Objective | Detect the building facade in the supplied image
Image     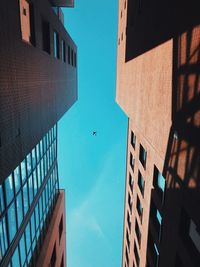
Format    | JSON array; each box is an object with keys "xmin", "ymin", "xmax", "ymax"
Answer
[
  {"xmin": 0, "ymin": 0, "xmax": 77, "ymax": 182},
  {"xmin": 0, "ymin": 0, "xmax": 77, "ymax": 266},
  {"xmin": 117, "ymin": 1, "xmax": 200, "ymax": 267}
]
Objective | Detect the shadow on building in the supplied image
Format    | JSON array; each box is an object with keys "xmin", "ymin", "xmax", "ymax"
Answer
[{"xmin": 147, "ymin": 24, "xmax": 200, "ymax": 267}]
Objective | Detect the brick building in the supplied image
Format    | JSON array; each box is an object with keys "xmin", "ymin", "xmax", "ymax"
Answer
[{"xmin": 116, "ymin": 0, "xmax": 200, "ymax": 266}]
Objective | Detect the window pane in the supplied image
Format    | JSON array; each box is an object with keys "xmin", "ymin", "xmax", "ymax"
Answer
[
  {"xmin": 25, "ymin": 223, "xmax": 31, "ymax": 254},
  {"xmin": 19, "ymin": 234, "xmax": 26, "ymax": 266},
  {"xmin": 12, "ymin": 246, "xmax": 20, "ymax": 267},
  {"xmin": 27, "ymin": 153, "xmax": 32, "ymax": 176},
  {"xmin": 32, "ymin": 148, "xmax": 36, "ymax": 170},
  {"xmin": 0, "ymin": 185, "xmax": 5, "ymax": 214},
  {"xmin": 16, "ymin": 192, "xmax": 23, "ymax": 227},
  {"xmin": 21, "ymin": 159, "xmax": 27, "ymax": 184},
  {"xmin": 5, "ymin": 174, "xmax": 14, "ymax": 206},
  {"xmin": 28, "ymin": 176, "xmax": 33, "ymax": 205},
  {"xmin": 7, "ymin": 202, "xmax": 17, "ymax": 242},
  {"xmin": 23, "ymin": 182, "xmax": 29, "ymax": 216},
  {"xmin": 0, "ymin": 217, "xmax": 8, "ymax": 258},
  {"xmin": 14, "ymin": 166, "xmax": 21, "ymax": 193},
  {"xmin": 33, "ymin": 170, "xmax": 37, "ymax": 196}
]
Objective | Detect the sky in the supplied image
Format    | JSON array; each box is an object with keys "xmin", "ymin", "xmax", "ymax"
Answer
[{"xmin": 58, "ymin": 1, "xmax": 128, "ymax": 267}]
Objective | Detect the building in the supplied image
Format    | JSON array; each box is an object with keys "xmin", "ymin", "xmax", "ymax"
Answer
[
  {"xmin": 116, "ymin": 1, "xmax": 200, "ymax": 267},
  {"xmin": 0, "ymin": 0, "xmax": 77, "ymax": 266}
]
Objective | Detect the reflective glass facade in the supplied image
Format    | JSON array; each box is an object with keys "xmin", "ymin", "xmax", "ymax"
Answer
[{"xmin": 0, "ymin": 125, "xmax": 59, "ymax": 267}]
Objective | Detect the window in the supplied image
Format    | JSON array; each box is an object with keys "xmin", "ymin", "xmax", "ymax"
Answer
[
  {"xmin": 62, "ymin": 40, "xmax": 66, "ymax": 62},
  {"xmin": 135, "ymin": 219, "xmax": 141, "ymax": 247},
  {"xmin": 128, "ymin": 193, "xmax": 132, "ymax": 213},
  {"xmin": 130, "ymin": 153, "xmax": 135, "ymax": 171},
  {"xmin": 42, "ymin": 20, "xmax": 50, "ymax": 54},
  {"xmin": 68, "ymin": 45, "xmax": 71, "ymax": 64},
  {"xmin": 50, "ymin": 243, "xmax": 56, "ymax": 267},
  {"xmin": 5, "ymin": 174, "xmax": 14, "ymax": 205},
  {"xmin": 136, "ymin": 196, "xmax": 143, "ymax": 222},
  {"xmin": 131, "ymin": 131, "xmax": 136, "ymax": 149},
  {"xmin": 138, "ymin": 171, "xmax": 145, "ymax": 197},
  {"xmin": 53, "ymin": 31, "xmax": 59, "ymax": 59},
  {"xmin": 153, "ymin": 166, "xmax": 165, "ymax": 201},
  {"xmin": 127, "ymin": 211, "xmax": 131, "ymax": 232},
  {"xmin": 134, "ymin": 242, "xmax": 140, "ymax": 267},
  {"xmin": 12, "ymin": 246, "xmax": 20, "ymax": 267},
  {"xmin": 59, "ymin": 215, "xmax": 63, "ymax": 242},
  {"xmin": 129, "ymin": 173, "xmax": 133, "ymax": 193},
  {"xmin": 125, "ymin": 246, "xmax": 129, "ymax": 266},
  {"xmin": 126, "ymin": 230, "xmax": 130, "ymax": 251},
  {"xmin": 60, "ymin": 255, "xmax": 64, "ymax": 267},
  {"xmin": 150, "ymin": 200, "xmax": 162, "ymax": 239},
  {"xmin": 8, "ymin": 202, "xmax": 17, "ymax": 243},
  {"xmin": 139, "ymin": 145, "xmax": 147, "ymax": 168}
]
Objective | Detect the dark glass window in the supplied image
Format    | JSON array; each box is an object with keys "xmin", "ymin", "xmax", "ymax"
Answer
[
  {"xmin": 125, "ymin": 246, "xmax": 129, "ymax": 266},
  {"xmin": 130, "ymin": 153, "xmax": 135, "ymax": 172},
  {"xmin": 128, "ymin": 192, "xmax": 132, "ymax": 213},
  {"xmin": 19, "ymin": 234, "xmax": 26, "ymax": 266},
  {"xmin": 50, "ymin": 243, "xmax": 57, "ymax": 267},
  {"xmin": 127, "ymin": 211, "xmax": 131, "ymax": 232},
  {"xmin": 138, "ymin": 171, "xmax": 145, "ymax": 197},
  {"xmin": 60, "ymin": 255, "xmax": 64, "ymax": 267},
  {"xmin": 131, "ymin": 131, "xmax": 136, "ymax": 149},
  {"xmin": 59, "ymin": 215, "xmax": 63, "ymax": 242},
  {"xmin": 126, "ymin": 229, "xmax": 130, "ymax": 251},
  {"xmin": 136, "ymin": 196, "xmax": 143, "ymax": 222},
  {"xmin": 42, "ymin": 20, "xmax": 51, "ymax": 54},
  {"xmin": 129, "ymin": 173, "xmax": 133, "ymax": 193},
  {"xmin": 139, "ymin": 145, "xmax": 147, "ymax": 169},
  {"xmin": 135, "ymin": 219, "xmax": 141, "ymax": 247}
]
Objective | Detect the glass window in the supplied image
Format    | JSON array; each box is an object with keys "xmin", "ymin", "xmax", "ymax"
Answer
[
  {"xmin": 135, "ymin": 219, "xmax": 141, "ymax": 247},
  {"xmin": 139, "ymin": 144, "xmax": 147, "ymax": 168},
  {"xmin": 130, "ymin": 153, "xmax": 135, "ymax": 171},
  {"xmin": 37, "ymin": 164, "xmax": 41, "ymax": 188},
  {"xmin": 0, "ymin": 217, "xmax": 8, "ymax": 258},
  {"xmin": 40, "ymin": 140, "xmax": 43, "ymax": 157},
  {"xmin": 16, "ymin": 192, "xmax": 23, "ymax": 227},
  {"xmin": 156, "ymin": 210, "xmax": 162, "ymax": 225},
  {"xmin": 23, "ymin": 182, "xmax": 29, "ymax": 216},
  {"xmin": 28, "ymin": 176, "xmax": 33, "ymax": 205},
  {"xmin": 5, "ymin": 174, "xmax": 14, "ymax": 206},
  {"xmin": 131, "ymin": 131, "xmax": 136, "ymax": 149},
  {"xmin": 12, "ymin": 246, "xmax": 20, "ymax": 267},
  {"xmin": 35, "ymin": 204, "xmax": 39, "ymax": 230},
  {"xmin": 36, "ymin": 144, "xmax": 40, "ymax": 162},
  {"xmin": 14, "ymin": 166, "xmax": 21, "ymax": 193},
  {"xmin": 27, "ymin": 153, "xmax": 32, "ymax": 176},
  {"xmin": 0, "ymin": 184, "xmax": 5, "ymax": 214},
  {"xmin": 138, "ymin": 171, "xmax": 145, "ymax": 196},
  {"xmin": 7, "ymin": 202, "xmax": 17, "ymax": 242},
  {"xmin": 129, "ymin": 173, "xmax": 133, "ymax": 193},
  {"xmin": 19, "ymin": 234, "xmax": 26, "ymax": 266},
  {"xmin": 32, "ymin": 148, "xmax": 36, "ymax": 170},
  {"xmin": 62, "ymin": 40, "xmax": 66, "ymax": 62},
  {"xmin": 25, "ymin": 223, "xmax": 31, "ymax": 254},
  {"xmin": 33, "ymin": 170, "xmax": 37, "ymax": 196},
  {"xmin": 137, "ymin": 196, "xmax": 143, "ymax": 222},
  {"xmin": 53, "ymin": 31, "xmax": 59, "ymax": 59},
  {"xmin": 21, "ymin": 159, "xmax": 27, "ymax": 184}
]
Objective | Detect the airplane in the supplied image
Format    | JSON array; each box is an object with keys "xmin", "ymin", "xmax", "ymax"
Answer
[{"xmin": 93, "ymin": 131, "xmax": 97, "ymax": 136}]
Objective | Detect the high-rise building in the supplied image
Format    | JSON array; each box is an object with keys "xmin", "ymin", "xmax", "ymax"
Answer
[
  {"xmin": 0, "ymin": 0, "xmax": 77, "ymax": 266},
  {"xmin": 116, "ymin": 1, "xmax": 200, "ymax": 267}
]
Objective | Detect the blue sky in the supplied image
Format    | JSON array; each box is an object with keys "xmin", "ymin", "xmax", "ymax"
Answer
[{"xmin": 58, "ymin": 1, "xmax": 128, "ymax": 266}]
